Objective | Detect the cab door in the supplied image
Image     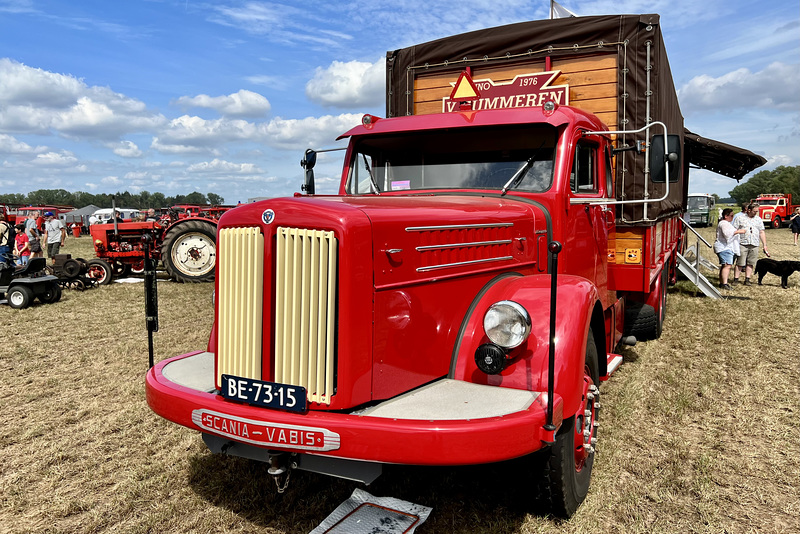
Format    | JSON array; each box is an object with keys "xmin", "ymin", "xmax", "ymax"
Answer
[{"xmin": 563, "ymin": 138, "xmax": 613, "ymax": 309}]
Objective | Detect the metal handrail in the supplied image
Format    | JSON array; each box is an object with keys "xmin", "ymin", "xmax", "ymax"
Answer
[
  {"xmin": 680, "ymin": 217, "xmax": 712, "ymax": 248},
  {"xmin": 680, "ymin": 217, "xmax": 714, "ymax": 288}
]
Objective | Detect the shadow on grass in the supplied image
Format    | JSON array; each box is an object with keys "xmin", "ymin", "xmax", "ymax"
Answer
[{"xmin": 187, "ymin": 450, "xmax": 557, "ymax": 532}]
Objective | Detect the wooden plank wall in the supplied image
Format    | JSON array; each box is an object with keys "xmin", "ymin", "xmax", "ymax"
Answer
[{"xmin": 412, "ymin": 54, "xmax": 618, "ymax": 130}]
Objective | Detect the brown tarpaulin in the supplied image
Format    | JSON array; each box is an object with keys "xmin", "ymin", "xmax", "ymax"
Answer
[
  {"xmin": 684, "ymin": 129, "xmax": 766, "ymax": 180},
  {"xmin": 386, "ymin": 14, "xmax": 764, "ymax": 221}
]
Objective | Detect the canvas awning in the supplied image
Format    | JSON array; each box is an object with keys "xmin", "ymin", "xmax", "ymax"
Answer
[{"xmin": 684, "ymin": 129, "xmax": 766, "ymax": 180}]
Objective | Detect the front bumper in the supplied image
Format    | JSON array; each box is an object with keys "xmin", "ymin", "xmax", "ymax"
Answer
[{"xmin": 146, "ymin": 351, "xmax": 562, "ymax": 466}]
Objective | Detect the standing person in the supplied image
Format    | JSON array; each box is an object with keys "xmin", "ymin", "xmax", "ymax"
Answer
[
  {"xmin": 24, "ymin": 215, "xmax": 42, "ymax": 258},
  {"xmin": 734, "ymin": 203, "xmax": 769, "ymax": 285},
  {"xmin": 0, "ymin": 213, "xmax": 13, "ymax": 265},
  {"xmin": 713, "ymin": 209, "xmax": 746, "ymax": 290},
  {"xmin": 14, "ymin": 224, "xmax": 30, "ymax": 265},
  {"xmin": 731, "ymin": 204, "xmax": 747, "ymax": 283},
  {"xmin": 42, "ymin": 211, "xmax": 66, "ymax": 263},
  {"xmin": 790, "ymin": 206, "xmax": 800, "ymax": 246}
]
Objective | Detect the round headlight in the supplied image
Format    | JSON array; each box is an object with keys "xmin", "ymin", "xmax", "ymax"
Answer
[{"xmin": 483, "ymin": 300, "xmax": 531, "ymax": 349}]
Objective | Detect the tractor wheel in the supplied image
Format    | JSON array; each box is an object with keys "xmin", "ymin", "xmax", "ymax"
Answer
[
  {"xmin": 772, "ymin": 216, "xmax": 781, "ymax": 229},
  {"xmin": 8, "ymin": 285, "xmax": 34, "ymax": 309},
  {"xmin": 39, "ymin": 282, "xmax": 62, "ymax": 303},
  {"xmin": 111, "ymin": 261, "xmax": 131, "ymax": 277},
  {"xmin": 161, "ymin": 220, "xmax": 217, "ymax": 283},
  {"xmin": 130, "ymin": 260, "xmax": 145, "ymax": 275},
  {"xmin": 539, "ymin": 328, "xmax": 600, "ymax": 518},
  {"xmin": 86, "ymin": 259, "xmax": 113, "ymax": 285}
]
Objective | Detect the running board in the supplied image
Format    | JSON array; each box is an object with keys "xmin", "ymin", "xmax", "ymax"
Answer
[
  {"xmin": 602, "ymin": 353, "xmax": 623, "ymax": 381},
  {"xmin": 676, "ymin": 252, "xmax": 722, "ymax": 299}
]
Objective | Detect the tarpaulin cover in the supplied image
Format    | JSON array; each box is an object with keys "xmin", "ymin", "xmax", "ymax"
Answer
[
  {"xmin": 684, "ymin": 129, "xmax": 767, "ymax": 181},
  {"xmin": 386, "ymin": 14, "xmax": 765, "ymax": 222}
]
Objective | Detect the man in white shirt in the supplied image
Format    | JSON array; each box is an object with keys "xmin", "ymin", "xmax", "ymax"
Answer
[{"xmin": 42, "ymin": 211, "xmax": 66, "ymax": 263}]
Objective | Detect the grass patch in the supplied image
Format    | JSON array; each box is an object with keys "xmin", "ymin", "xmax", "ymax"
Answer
[{"xmin": 1, "ymin": 231, "xmax": 798, "ymax": 533}]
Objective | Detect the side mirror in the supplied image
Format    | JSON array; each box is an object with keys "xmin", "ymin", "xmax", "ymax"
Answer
[
  {"xmin": 650, "ymin": 134, "xmax": 681, "ymax": 183},
  {"xmin": 301, "ymin": 149, "xmax": 317, "ymax": 195}
]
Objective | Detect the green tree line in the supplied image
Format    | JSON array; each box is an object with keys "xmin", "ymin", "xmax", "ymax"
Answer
[
  {"xmin": 729, "ymin": 165, "xmax": 800, "ymax": 206},
  {"xmin": 0, "ymin": 190, "xmax": 225, "ymax": 209}
]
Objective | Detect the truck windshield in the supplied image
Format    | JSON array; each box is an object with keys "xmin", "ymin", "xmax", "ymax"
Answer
[
  {"xmin": 347, "ymin": 124, "xmax": 556, "ymax": 194},
  {"xmin": 757, "ymin": 199, "xmax": 778, "ymax": 206},
  {"xmin": 688, "ymin": 197, "xmax": 710, "ymax": 209}
]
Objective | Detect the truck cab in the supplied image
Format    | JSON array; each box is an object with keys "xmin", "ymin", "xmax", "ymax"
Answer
[{"xmin": 687, "ymin": 193, "xmax": 716, "ymax": 227}]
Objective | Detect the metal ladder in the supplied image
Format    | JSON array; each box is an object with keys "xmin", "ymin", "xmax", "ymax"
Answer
[{"xmin": 678, "ymin": 219, "xmax": 722, "ymax": 299}]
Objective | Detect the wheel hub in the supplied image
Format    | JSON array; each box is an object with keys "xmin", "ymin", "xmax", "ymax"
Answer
[{"xmin": 574, "ymin": 380, "xmax": 599, "ymax": 470}]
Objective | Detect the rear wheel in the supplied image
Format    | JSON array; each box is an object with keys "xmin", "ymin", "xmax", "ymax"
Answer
[
  {"xmin": 86, "ymin": 259, "xmax": 113, "ymax": 285},
  {"xmin": 161, "ymin": 220, "xmax": 217, "ymax": 283},
  {"xmin": 39, "ymin": 282, "xmax": 62, "ymax": 303},
  {"xmin": 8, "ymin": 285, "xmax": 34, "ymax": 309},
  {"xmin": 541, "ymin": 328, "xmax": 600, "ymax": 518}
]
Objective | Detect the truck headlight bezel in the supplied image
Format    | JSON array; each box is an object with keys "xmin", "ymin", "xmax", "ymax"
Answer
[{"xmin": 483, "ymin": 300, "xmax": 531, "ymax": 349}]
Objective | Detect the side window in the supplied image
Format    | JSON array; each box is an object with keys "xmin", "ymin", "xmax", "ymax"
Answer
[
  {"xmin": 605, "ymin": 146, "xmax": 614, "ymax": 197},
  {"xmin": 571, "ymin": 143, "xmax": 597, "ymax": 194}
]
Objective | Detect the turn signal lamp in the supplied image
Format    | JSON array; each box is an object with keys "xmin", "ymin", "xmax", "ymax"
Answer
[
  {"xmin": 483, "ymin": 300, "xmax": 531, "ymax": 349},
  {"xmin": 542, "ymin": 100, "xmax": 558, "ymax": 117}
]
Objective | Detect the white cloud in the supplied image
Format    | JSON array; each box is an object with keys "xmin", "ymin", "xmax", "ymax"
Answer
[
  {"xmin": 187, "ymin": 158, "xmax": 261, "ymax": 174},
  {"xmin": 0, "ymin": 133, "xmax": 46, "ymax": 154},
  {"xmin": 306, "ymin": 59, "xmax": 385, "ymax": 109},
  {"xmin": 174, "ymin": 89, "xmax": 271, "ymax": 118},
  {"xmin": 0, "ymin": 58, "xmax": 166, "ymax": 139},
  {"xmin": 101, "ymin": 176, "xmax": 122, "ymax": 185},
  {"xmin": 110, "ymin": 140, "xmax": 142, "ymax": 158},
  {"xmin": 33, "ymin": 151, "xmax": 77, "ymax": 166},
  {"xmin": 678, "ymin": 62, "xmax": 800, "ymax": 114},
  {"xmin": 260, "ymin": 113, "xmax": 362, "ymax": 150}
]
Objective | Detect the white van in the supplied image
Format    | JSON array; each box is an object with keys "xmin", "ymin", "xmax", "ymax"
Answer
[{"xmin": 89, "ymin": 208, "xmax": 141, "ymax": 224}]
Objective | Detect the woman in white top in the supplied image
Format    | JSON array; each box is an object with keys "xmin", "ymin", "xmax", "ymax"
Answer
[{"xmin": 713, "ymin": 208, "xmax": 746, "ymax": 290}]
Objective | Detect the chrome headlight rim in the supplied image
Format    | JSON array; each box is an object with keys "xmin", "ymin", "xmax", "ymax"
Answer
[{"xmin": 483, "ymin": 300, "xmax": 532, "ymax": 349}]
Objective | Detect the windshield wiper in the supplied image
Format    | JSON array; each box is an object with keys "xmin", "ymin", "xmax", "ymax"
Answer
[
  {"xmin": 500, "ymin": 142, "xmax": 545, "ymax": 196},
  {"xmin": 361, "ymin": 154, "xmax": 381, "ymax": 194}
]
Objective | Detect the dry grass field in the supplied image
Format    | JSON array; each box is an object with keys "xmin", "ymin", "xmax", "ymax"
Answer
[{"xmin": 1, "ymin": 229, "xmax": 798, "ymax": 534}]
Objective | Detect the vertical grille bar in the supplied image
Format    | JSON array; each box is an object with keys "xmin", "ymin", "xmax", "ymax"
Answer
[
  {"xmin": 274, "ymin": 227, "xmax": 337, "ymax": 405},
  {"xmin": 217, "ymin": 227, "xmax": 264, "ymax": 385}
]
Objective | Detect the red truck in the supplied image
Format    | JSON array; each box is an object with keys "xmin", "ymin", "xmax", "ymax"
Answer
[
  {"xmin": 146, "ymin": 15, "xmax": 765, "ymax": 516},
  {"xmin": 755, "ymin": 194, "xmax": 799, "ymax": 228}
]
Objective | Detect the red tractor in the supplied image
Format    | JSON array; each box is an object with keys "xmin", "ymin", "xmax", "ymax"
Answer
[{"xmin": 87, "ymin": 206, "xmax": 232, "ymax": 284}]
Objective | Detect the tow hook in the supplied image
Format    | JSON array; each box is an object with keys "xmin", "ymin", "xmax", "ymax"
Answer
[{"xmin": 268, "ymin": 452, "xmax": 292, "ymax": 493}]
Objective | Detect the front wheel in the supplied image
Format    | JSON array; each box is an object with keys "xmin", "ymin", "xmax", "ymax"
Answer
[
  {"xmin": 8, "ymin": 285, "xmax": 34, "ymax": 309},
  {"xmin": 540, "ymin": 328, "xmax": 600, "ymax": 518},
  {"xmin": 772, "ymin": 216, "xmax": 781, "ymax": 229},
  {"xmin": 86, "ymin": 259, "xmax": 113, "ymax": 285},
  {"xmin": 161, "ymin": 221, "xmax": 217, "ymax": 283}
]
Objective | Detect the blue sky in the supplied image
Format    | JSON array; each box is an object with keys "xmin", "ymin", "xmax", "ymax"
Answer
[{"xmin": 0, "ymin": 0, "xmax": 797, "ymax": 203}]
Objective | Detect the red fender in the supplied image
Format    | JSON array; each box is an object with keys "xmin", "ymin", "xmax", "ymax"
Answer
[{"xmin": 451, "ymin": 274, "xmax": 598, "ymax": 420}]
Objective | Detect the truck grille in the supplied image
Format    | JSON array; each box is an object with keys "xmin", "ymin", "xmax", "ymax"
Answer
[
  {"xmin": 216, "ymin": 227, "xmax": 265, "ymax": 385},
  {"xmin": 274, "ymin": 227, "xmax": 338, "ymax": 405}
]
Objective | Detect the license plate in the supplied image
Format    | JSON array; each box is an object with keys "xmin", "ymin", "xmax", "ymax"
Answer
[{"xmin": 220, "ymin": 374, "xmax": 307, "ymax": 413}]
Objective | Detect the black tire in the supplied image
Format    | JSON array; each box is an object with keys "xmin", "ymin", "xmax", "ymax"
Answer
[
  {"xmin": 39, "ymin": 282, "xmax": 62, "ymax": 303},
  {"xmin": 654, "ymin": 267, "xmax": 668, "ymax": 339},
  {"xmin": 623, "ymin": 301, "xmax": 658, "ymax": 341},
  {"xmin": 7, "ymin": 285, "xmax": 34, "ymax": 309},
  {"xmin": 541, "ymin": 328, "xmax": 600, "ymax": 518},
  {"xmin": 161, "ymin": 220, "xmax": 217, "ymax": 283},
  {"xmin": 86, "ymin": 258, "xmax": 113, "ymax": 285},
  {"xmin": 772, "ymin": 217, "xmax": 781, "ymax": 229}
]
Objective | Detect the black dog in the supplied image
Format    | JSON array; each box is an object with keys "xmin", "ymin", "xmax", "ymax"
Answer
[{"xmin": 755, "ymin": 258, "xmax": 800, "ymax": 289}]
